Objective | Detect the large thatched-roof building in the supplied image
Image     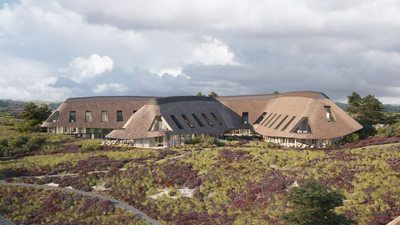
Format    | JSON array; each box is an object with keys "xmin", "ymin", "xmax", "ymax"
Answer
[{"xmin": 41, "ymin": 91, "xmax": 362, "ymax": 148}]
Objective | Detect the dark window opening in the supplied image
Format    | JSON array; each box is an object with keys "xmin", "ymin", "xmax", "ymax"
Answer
[
  {"xmin": 264, "ymin": 114, "xmax": 277, "ymax": 127},
  {"xmin": 133, "ymin": 110, "xmax": 137, "ymax": 114},
  {"xmin": 192, "ymin": 114, "xmax": 204, "ymax": 127},
  {"xmin": 171, "ymin": 115, "xmax": 184, "ymax": 129},
  {"xmin": 182, "ymin": 114, "xmax": 194, "ymax": 128},
  {"xmin": 69, "ymin": 111, "xmax": 76, "ymax": 122},
  {"xmin": 254, "ymin": 112, "xmax": 267, "ymax": 124},
  {"xmin": 211, "ymin": 113, "xmax": 222, "ymax": 125},
  {"xmin": 202, "ymin": 113, "xmax": 213, "ymax": 126},
  {"xmin": 274, "ymin": 115, "xmax": 288, "ymax": 129},
  {"xmin": 294, "ymin": 118, "xmax": 312, "ymax": 133},
  {"xmin": 281, "ymin": 116, "xmax": 296, "ymax": 131},
  {"xmin": 241, "ymin": 112, "xmax": 249, "ymax": 124},
  {"xmin": 117, "ymin": 111, "xmax": 123, "ymax": 121},
  {"xmin": 268, "ymin": 114, "xmax": 281, "ymax": 128},
  {"xmin": 261, "ymin": 113, "xmax": 273, "ymax": 126}
]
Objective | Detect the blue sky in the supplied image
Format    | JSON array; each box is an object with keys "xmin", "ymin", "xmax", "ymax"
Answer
[{"xmin": 1, "ymin": 0, "xmax": 400, "ymax": 103}]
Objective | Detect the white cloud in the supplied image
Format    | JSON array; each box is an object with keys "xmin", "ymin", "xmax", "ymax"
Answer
[
  {"xmin": 157, "ymin": 66, "xmax": 184, "ymax": 77},
  {"xmin": 93, "ymin": 83, "xmax": 127, "ymax": 94},
  {"xmin": 193, "ymin": 36, "xmax": 238, "ymax": 66},
  {"xmin": 66, "ymin": 54, "xmax": 113, "ymax": 82}
]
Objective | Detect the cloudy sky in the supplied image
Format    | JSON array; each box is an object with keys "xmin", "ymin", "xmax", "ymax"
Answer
[{"xmin": 0, "ymin": 0, "xmax": 400, "ymax": 103}]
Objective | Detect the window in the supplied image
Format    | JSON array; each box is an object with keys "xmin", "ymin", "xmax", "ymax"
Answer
[
  {"xmin": 264, "ymin": 114, "xmax": 277, "ymax": 127},
  {"xmin": 101, "ymin": 111, "xmax": 108, "ymax": 122},
  {"xmin": 281, "ymin": 116, "xmax": 296, "ymax": 131},
  {"xmin": 274, "ymin": 115, "xmax": 288, "ymax": 129},
  {"xmin": 211, "ymin": 113, "xmax": 222, "ymax": 125},
  {"xmin": 254, "ymin": 112, "xmax": 267, "ymax": 124},
  {"xmin": 117, "ymin": 111, "xmax": 123, "ymax": 121},
  {"xmin": 170, "ymin": 115, "xmax": 184, "ymax": 129},
  {"xmin": 268, "ymin": 114, "xmax": 281, "ymax": 128},
  {"xmin": 182, "ymin": 115, "xmax": 194, "ymax": 128},
  {"xmin": 133, "ymin": 110, "xmax": 137, "ymax": 114},
  {"xmin": 241, "ymin": 112, "xmax": 249, "ymax": 124},
  {"xmin": 192, "ymin": 114, "xmax": 204, "ymax": 127},
  {"xmin": 202, "ymin": 113, "xmax": 213, "ymax": 126},
  {"xmin": 69, "ymin": 111, "xmax": 76, "ymax": 122},
  {"xmin": 85, "ymin": 111, "xmax": 92, "ymax": 122},
  {"xmin": 324, "ymin": 106, "xmax": 334, "ymax": 122}
]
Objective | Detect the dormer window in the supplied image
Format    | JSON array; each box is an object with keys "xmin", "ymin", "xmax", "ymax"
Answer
[
  {"xmin": 324, "ymin": 106, "xmax": 334, "ymax": 122},
  {"xmin": 241, "ymin": 112, "xmax": 249, "ymax": 124}
]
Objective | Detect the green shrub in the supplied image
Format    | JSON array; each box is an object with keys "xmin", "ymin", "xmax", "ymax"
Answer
[
  {"xmin": 16, "ymin": 119, "xmax": 40, "ymax": 133},
  {"xmin": 377, "ymin": 122, "xmax": 400, "ymax": 138},
  {"xmin": 344, "ymin": 133, "xmax": 359, "ymax": 143},
  {"xmin": 80, "ymin": 142, "xmax": 103, "ymax": 152},
  {"xmin": 0, "ymin": 139, "xmax": 8, "ymax": 147},
  {"xmin": 27, "ymin": 135, "xmax": 46, "ymax": 145},
  {"xmin": 202, "ymin": 137, "xmax": 225, "ymax": 147},
  {"xmin": 190, "ymin": 136, "xmax": 204, "ymax": 144},
  {"xmin": 9, "ymin": 135, "xmax": 29, "ymax": 148}
]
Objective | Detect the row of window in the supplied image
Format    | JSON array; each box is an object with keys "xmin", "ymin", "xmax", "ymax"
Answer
[
  {"xmin": 254, "ymin": 111, "xmax": 296, "ymax": 131},
  {"xmin": 170, "ymin": 113, "xmax": 223, "ymax": 130},
  {"xmin": 69, "ymin": 110, "xmax": 136, "ymax": 122}
]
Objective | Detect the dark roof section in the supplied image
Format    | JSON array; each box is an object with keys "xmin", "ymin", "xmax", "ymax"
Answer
[
  {"xmin": 66, "ymin": 96, "xmax": 156, "ymax": 103},
  {"xmin": 148, "ymin": 96, "xmax": 217, "ymax": 105},
  {"xmin": 215, "ymin": 91, "xmax": 329, "ymax": 101}
]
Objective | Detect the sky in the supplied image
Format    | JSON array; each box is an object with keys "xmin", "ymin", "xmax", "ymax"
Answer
[{"xmin": 0, "ymin": 0, "xmax": 400, "ymax": 103}]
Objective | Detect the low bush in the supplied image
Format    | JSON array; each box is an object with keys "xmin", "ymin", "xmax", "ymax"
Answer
[
  {"xmin": 202, "ymin": 137, "xmax": 225, "ymax": 147},
  {"xmin": 8, "ymin": 135, "xmax": 29, "ymax": 148},
  {"xmin": 191, "ymin": 136, "xmax": 203, "ymax": 144},
  {"xmin": 377, "ymin": 122, "xmax": 400, "ymax": 138},
  {"xmin": 27, "ymin": 134, "xmax": 46, "ymax": 145},
  {"xmin": 80, "ymin": 142, "xmax": 103, "ymax": 152}
]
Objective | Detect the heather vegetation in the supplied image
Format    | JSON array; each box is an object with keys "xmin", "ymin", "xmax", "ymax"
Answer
[
  {"xmin": 1, "ymin": 116, "xmax": 400, "ymax": 224},
  {"xmin": 0, "ymin": 185, "xmax": 150, "ymax": 224}
]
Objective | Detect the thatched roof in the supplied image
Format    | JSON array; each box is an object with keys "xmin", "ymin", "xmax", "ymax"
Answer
[
  {"xmin": 42, "ymin": 92, "xmax": 362, "ymax": 140},
  {"xmin": 41, "ymin": 96, "xmax": 153, "ymax": 129},
  {"xmin": 106, "ymin": 96, "xmax": 252, "ymax": 139}
]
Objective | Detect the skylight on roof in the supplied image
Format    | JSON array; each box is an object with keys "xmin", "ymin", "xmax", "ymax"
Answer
[
  {"xmin": 182, "ymin": 114, "xmax": 194, "ymax": 128},
  {"xmin": 264, "ymin": 114, "xmax": 277, "ymax": 127},
  {"xmin": 254, "ymin": 112, "xmax": 267, "ymax": 124},
  {"xmin": 274, "ymin": 115, "xmax": 288, "ymax": 130},
  {"xmin": 261, "ymin": 113, "xmax": 273, "ymax": 126},
  {"xmin": 268, "ymin": 114, "xmax": 281, "ymax": 128},
  {"xmin": 202, "ymin": 113, "xmax": 213, "ymax": 126},
  {"xmin": 281, "ymin": 116, "xmax": 296, "ymax": 131},
  {"xmin": 192, "ymin": 114, "xmax": 204, "ymax": 127},
  {"xmin": 170, "ymin": 115, "xmax": 184, "ymax": 129},
  {"xmin": 211, "ymin": 113, "xmax": 222, "ymax": 125}
]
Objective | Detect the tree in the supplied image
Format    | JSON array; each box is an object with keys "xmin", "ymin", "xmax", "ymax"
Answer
[
  {"xmin": 274, "ymin": 91, "xmax": 279, "ymax": 94},
  {"xmin": 346, "ymin": 92, "xmax": 362, "ymax": 114},
  {"xmin": 358, "ymin": 94, "xmax": 384, "ymax": 123},
  {"xmin": 207, "ymin": 91, "xmax": 219, "ymax": 97},
  {"xmin": 346, "ymin": 92, "xmax": 384, "ymax": 123},
  {"xmin": 20, "ymin": 102, "xmax": 52, "ymax": 126},
  {"xmin": 281, "ymin": 179, "xmax": 356, "ymax": 225},
  {"xmin": 196, "ymin": 91, "xmax": 219, "ymax": 97}
]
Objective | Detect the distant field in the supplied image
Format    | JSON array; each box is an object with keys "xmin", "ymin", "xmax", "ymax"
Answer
[{"xmin": 1, "ymin": 118, "xmax": 400, "ymax": 224}]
